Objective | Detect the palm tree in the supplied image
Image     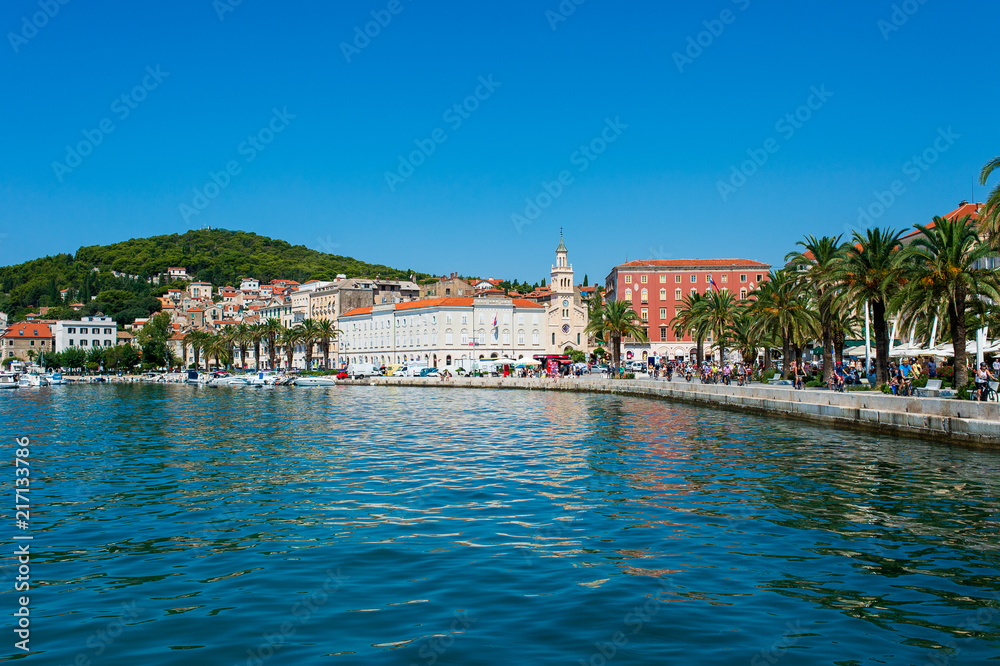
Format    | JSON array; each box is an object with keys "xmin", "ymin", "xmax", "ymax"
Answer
[
  {"xmin": 314, "ymin": 319, "xmax": 341, "ymax": 370},
  {"xmin": 785, "ymin": 235, "xmax": 845, "ymax": 383},
  {"xmin": 671, "ymin": 292, "xmax": 710, "ymax": 365},
  {"xmin": 279, "ymin": 326, "xmax": 300, "ymax": 371},
  {"xmin": 183, "ymin": 330, "xmax": 209, "ymax": 369},
  {"xmin": 831, "ymin": 227, "xmax": 905, "ymax": 387},
  {"xmin": 979, "ymin": 155, "xmax": 1000, "ymax": 241},
  {"xmin": 583, "ymin": 299, "xmax": 647, "ymax": 375},
  {"xmin": 250, "ymin": 322, "xmax": 266, "ymax": 369},
  {"xmin": 296, "ymin": 318, "xmax": 322, "ymax": 371},
  {"xmin": 749, "ymin": 271, "xmax": 816, "ymax": 380},
  {"xmin": 701, "ymin": 289, "xmax": 740, "ymax": 364},
  {"xmin": 728, "ymin": 310, "xmax": 765, "ymax": 367},
  {"xmin": 264, "ymin": 318, "xmax": 282, "ymax": 370},
  {"xmin": 897, "ymin": 215, "xmax": 1000, "ymax": 388},
  {"xmin": 230, "ymin": 323, "xmax": 251, "ymax": 368},
  {"xmin": 206, "ymin": 334, "xmax": 231, "ymax": 370}
]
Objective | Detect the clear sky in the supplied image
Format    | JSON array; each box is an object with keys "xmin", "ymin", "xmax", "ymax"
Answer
[{"xmin": 2, "ymin": 0, "xmax": 998, "ymax": 285}]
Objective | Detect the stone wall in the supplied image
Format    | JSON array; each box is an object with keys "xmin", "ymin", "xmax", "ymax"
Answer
[{"xmin": 368, "ymin": 376, "xmax": 1000, "ymax": 448}]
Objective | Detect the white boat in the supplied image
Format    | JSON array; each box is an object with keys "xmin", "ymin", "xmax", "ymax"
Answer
[
  {"xmin": 45, "ymin": 371, "xmax": 63, "ymax": 385},
  {"xmin": 0, "ymin": 373, "xmax": 17, "ymax": 390},
  {"xmin": 247, "ymin": 371, "xmax": 278, "ymax": 387},
  {"xmin": 18, "ymin": 373, "xmax": 46, "ymax": 388},
  {"xmin": 208, "ymin": 373, "xmax": 248, "ymax": 387},
  {"xmin": 293, "ymin": 376, "xmax": 336, "ymax": 386},
  {"xmin": 186, "ymin": 370, "xmax": 212, "ymax": 385}
]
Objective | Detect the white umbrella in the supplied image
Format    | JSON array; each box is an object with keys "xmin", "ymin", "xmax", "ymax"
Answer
[
  {"xmin": 844, "ymin": 345, "xmax": 868, "ymax": 357},
  {"xmin": 517, "ymin": 358, "xmax": 541, "ymax": 366}
]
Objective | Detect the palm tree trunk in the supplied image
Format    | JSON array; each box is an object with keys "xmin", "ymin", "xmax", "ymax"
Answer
[
  {"xmin": 323, "ymin": 341, "xmax": 330, "ymax": 369},
  {"xmin": 781, "ymin": 331, "xmax": 791, "ymax": 380},
  {"xmin": 834, "ymin": 328, "xmax": 846, "ymax": 366},
  {"xmin": 950, "ymin": 294, "xmax": 968, "ymax": 388},
  {"xmin": 695, "ymin": 334, "xmax": 703, "ymax": 366},
  {"xmin": 795, "ymin": 344, "xmax": 803, "ymax": 372},
  {"xmin": 821, "ymin": 326, "xmax": 833, "ymax": 383},
  {"xmin": 872, "ymin": 299, "xmax": 890, "ymax": 387},
  {"xmin": 612, "ymin": 335, "xmax": 621, "ymax": 377}
]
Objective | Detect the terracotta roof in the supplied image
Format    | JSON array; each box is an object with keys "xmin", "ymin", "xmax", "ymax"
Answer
[
  {"xmin": 341, "ymin": 306, "xmax": 375, "ymax": 317},
  {"xmin": 511, "ymin": 298, "xmax": 544, "ymax": 308},
  {"xmin": 581, "ymin": 286, "xmax": 596, "ymax": 293},
  {"xmin": 617, "ymin": 259, "xmax": 770, "ymax": 268},
  {"xmin": 902, "ymin": 202, "xmax": 982, "ymax": 240},
  {"xmin": 396, "ymin": 297, "xmax": 475, "ymax": 310},
  {"xmin": 187, "ymin": 307, "xmax": 205, "ymax": 313},
  {"xmin": 2, "ymin": 323, "xmax": 52, "ymax": 338}
]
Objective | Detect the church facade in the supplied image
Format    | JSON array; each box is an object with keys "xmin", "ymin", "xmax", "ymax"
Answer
[{"xmin": 545, "ymin": 233, "xmax": 591, "ymax": 355}]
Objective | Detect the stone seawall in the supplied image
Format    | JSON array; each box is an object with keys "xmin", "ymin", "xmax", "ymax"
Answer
[{"xmin": 368, "ymin": 377, "xmax": 1000, "ymax": 448}]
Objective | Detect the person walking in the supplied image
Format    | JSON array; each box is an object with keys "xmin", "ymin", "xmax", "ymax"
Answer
[{"xmin": 975, "ymin": 362, "xmax": 996, "ymax": 402}]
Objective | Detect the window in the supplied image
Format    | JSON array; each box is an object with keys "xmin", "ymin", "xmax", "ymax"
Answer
[
  {"xmin": 740, "ymin": 288, "xmax": 747, "ymax": 299},
  {"xmin": 624, "ymin": 288, "xmax": 632, "ymax": 300},
  {"xmin": 68, "ymin": 327, "xmax": 75, "ymax": 334},
  {"xmin": 640, "ymin": 289, "xmax": 648, "ymax": 303},
  {"xmin": 659, "ymin": 275, "xmax": 666, "ymax": 283},
  {"xmin": 478, "ymin": 332, "xmax": 485, "ymax": 344},
  {"xmin": 104, "ymin": 340, "xmax": 112, "ymax": 347},
  {"xmin": 706, "ymin": 273, "xmax": 712, "ymax": 283},
  {"xmin": 532, "ymin": 331, "xmax": 539, "ymax": 345},
  {"xmin": 675, "ymin": 289, "xmax": 681, "ymax": 299},
  {"xmin": 577, "ymin": 333, "xmax": 580, "ymax": 345},
  {"xmin": 445, "ymin": 288, "xmax": 451, "ymax": 296},
  {"xmin": 503, "ymin": 314, "xmax": 509, "ymax": 325},
  {"xmin": 659, "ymin": 308, "xmax": 666, "ymax": 319},
  {"xmin": 461, "ymin": 331, "xmax": 468, "ymax": 344},
  {"xmin": 503, "ymin": 331, "xmax": 510, "ymax": 344},
  {"xmin": 721, "ymin": 275, "xmax": 727, "ymax": 283},
  {"xmin": 518, "ymin": 330, "xmax": 525, "ymax": 344},
  {"xmin": 675, "ymin": 275, "xmax": 681, "ymax": 283},
  {"xmin": 479, "ymin": 314, "xmax": 485, "ymax": 324},
  {"xmin": 757, "ymin": 274, "xmax": 763, "ymax": 282},
  {"xmin": 30, "ymin": 341, "xmax": 34, "ymax": 346},
  {"xmin": 518, "ymin": 314, "xmax": 524, "ymax": 325},
  {"xmin": 461, "ymin": 315, "xmax": 467, "ymax": 324},
  {"xmin": 69, "ymin": 340, "xmax": 74, "ymax": 346},
  {"xmin": 691, "ymin": 288, "xmax": 697, "ymax": 294},
  {"xmin": 690, "ymin": 275, "xmax": 696, "ymax": 283},
  {"xmin": 532, "ymin": 314, "xmax": 539, "ymax": 326},
  {"xmin": 445, "ymin": 332, "xmax": 453, "ymax": 345},
  {"xmin": 624, "ymin": 275, "xmax": 632, "ymax": 284},
  {"xmin": 81, "ymin": 339, "xmax": 88, "ymax": 346},
  {"xmin": 660, "ymin": 326, "xmax": 667, "ymax": 340},
  {"xmin": 446, "ymin": 314, "xmax": 452, "ymax": 324},
  {"xmin": 640, "ymin": 275, "xmax": 647, "ymax": 284},
  {"xmin": 640, "ymin": 308, "xmax": 648, "ymax": 322},
  {"xmin": 658, "ymin": 288, "xmax": 665, "ymax": 300},
  {"xmin": 740, "ymin": 274, "xmax": 747, "ymax": 283}
]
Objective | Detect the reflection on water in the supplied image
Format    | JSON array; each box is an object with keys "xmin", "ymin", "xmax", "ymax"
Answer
[{"xmin": 2, "ymin": 384, "xmax": 999, "ymax": 664}]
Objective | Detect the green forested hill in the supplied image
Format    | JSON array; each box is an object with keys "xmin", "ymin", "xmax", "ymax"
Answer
[{"xmin": 0, "ymin": 229, "xmax": 429, "ymax": 323}]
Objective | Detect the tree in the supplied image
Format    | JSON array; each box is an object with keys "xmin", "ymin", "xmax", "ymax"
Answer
[
  {"xmin": 583, "ymin": 275, "xmax": 589, "ymax": 287},
  {"xmin": 138, "ymin": 313, "xmax": 172, "ymax": 367},
  {"xmin": 729, "ymin": 310, "xmax": 764, "ymax": 366},
  {"xmin": 297, "ymin": 319, "xmax": 321, "ymax": 370},
  {"xmin": 231, "ymin": 323, "xmax": 251, "ymax": 368},
  {"xmin": 831, "ymin": 227, "xmax": 905, "ymax": 387},
  {"xmin": 896, "ymin": 215, "xmax": 1000, "ymax": 388},
  {"xmin": 118, "ymin": 344, "xmax": 140, "ymax": 372},
  {"xmin": 701, "ymin": 289, "xmax": 739, "ymax": 364},
  {"xmin": 250, "ymin": 322, "xmax": 266, "ymax": 369},
  {"xmin": 183, "ymin": 330, "xmax": 210, "ymax": 369},
  {"xmin": 264, "ymin": 318, "xmax": 282, "ymax": 369},
  {"xmin": 62, "ymin": 347, "xmax": 86, "ymax": 373},
  {"xmin": 979, "ymin": 155, "xmax": 1000, "ymax": 241},
  {"xmin": 671, "ymin": 292, "xmax": 710, "ymax": 366},
  {"xmin": 785, "ymin": 235, "xmax": 845, "ymax": 383},
  {"xmin": 206, "ymin": 334, "xmax": 231, "ymax": 369},
  {"xmin": 314, "ymin": 319, "xmax": 341, "ymax": 369},
  {"xmin": 749, "ymin": 271, "xmax": 816, "ymax": 380},
  {"xmin": 279, "ymin": 326, "xmax": 299, "ymax": 370},
  {"xmin": 583, "ymin": 299, "xmax": 647, "ymax": 376},
  {"xmin": 86, "ymin": 345, "xmax": 106, "ymax": 371}
]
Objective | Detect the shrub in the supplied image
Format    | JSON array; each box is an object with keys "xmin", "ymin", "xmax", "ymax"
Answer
[
  {"xmin": 761, "ymin": 369, "xmax": 777, "ymax": 382},
  {"xmin": 805, "ymin": 379, "xmax": 824, "ymax": 388},
  {"xmin": 624, "ymin": 373, "xmax": 635, "ymax": 380}
]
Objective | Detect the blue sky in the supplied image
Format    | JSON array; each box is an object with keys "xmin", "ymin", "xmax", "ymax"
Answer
[{"xmin": 2, "ymin": 0, "xmax": 998, "ymax": 284}]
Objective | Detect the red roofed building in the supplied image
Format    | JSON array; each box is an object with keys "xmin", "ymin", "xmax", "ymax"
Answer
[
  {"xmin": 339, "ymin": 295, "xmax": 545, "ymax": 370},
  {"xmin": 605, "ymin": 257, "xmax": 771, "ymax": 362},
  {"xmin": 2, "ymin": 322, "xmax": 54, "ymax": 363}
]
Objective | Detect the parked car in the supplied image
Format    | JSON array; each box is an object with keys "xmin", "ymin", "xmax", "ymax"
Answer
[
  {"xmin": 336, "ymin": 370, "xmax": 349, "ymax": 379},
  {"xmin": 403, "ymin": 365, "xmax": 428, "ymax": 377},
  {"xmin": 419, "ymin": 367, "xmax": 440, "ymax": 377}
]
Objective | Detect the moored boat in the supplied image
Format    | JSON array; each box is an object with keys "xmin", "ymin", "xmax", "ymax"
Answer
[
  {"xmin": 0, "ymin": 373, "xmax": 17, "ymax": 390},
  {"xmin": 293, "ymin": 376, "xmax": 336, "ymax": 386}
]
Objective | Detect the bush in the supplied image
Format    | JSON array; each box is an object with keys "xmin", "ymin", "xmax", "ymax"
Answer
[
  {"xmin": 624, "ymin": 373, "xmax": 635, "ymax": 380},
  {"xmin": 761, "ymin": 369, "xmax": 777, "ymax": 382},
  {"xmin": 805, "ymin": 379, "xmax": 824, "ymax": 388}
]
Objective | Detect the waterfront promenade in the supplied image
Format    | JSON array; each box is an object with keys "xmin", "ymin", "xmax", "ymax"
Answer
[{"xmin": 371, "ymin": 375, "xmax": 1000, "ymax": 448}]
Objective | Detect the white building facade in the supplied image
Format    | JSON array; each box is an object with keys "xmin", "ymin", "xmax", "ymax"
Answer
[
  {"xmin": 339, "ymin": 297, "xmax": 546, "ymax": 369},
  {"xmin": 54, "ymin": 316, "xmax": 118, "ymax": 352}
]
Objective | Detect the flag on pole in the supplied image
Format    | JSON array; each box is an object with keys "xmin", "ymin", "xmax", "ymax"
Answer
[
  {"xmin": 709, "ymin": 277, "xmax": 720, "ymax": 292},
  {"xmin": 492, "ymin": 315, "xmax": 497, "ymax": 327}
]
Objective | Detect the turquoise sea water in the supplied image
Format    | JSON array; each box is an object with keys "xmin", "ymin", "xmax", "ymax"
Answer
[{"xmin": 2, "ymin": 384, "xmax": 999, "ymax": 665}]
